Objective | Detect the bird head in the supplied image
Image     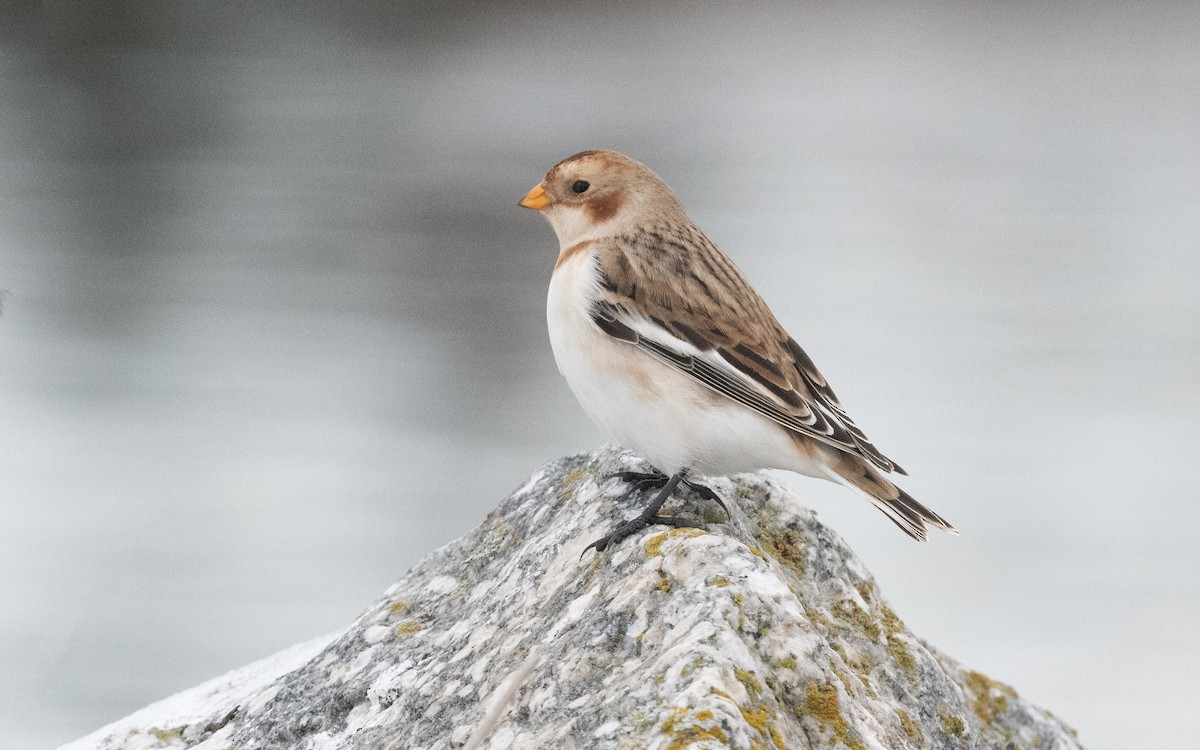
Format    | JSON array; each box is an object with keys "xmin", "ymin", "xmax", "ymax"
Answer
[{"xmin": 519, "ymin": 150, "xmax": 685, "ymax": 247}]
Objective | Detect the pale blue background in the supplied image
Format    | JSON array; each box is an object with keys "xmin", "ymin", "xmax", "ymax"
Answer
[{"xmin": 2, "ymin": 3, "xmax": 1197, "ymax": 748}]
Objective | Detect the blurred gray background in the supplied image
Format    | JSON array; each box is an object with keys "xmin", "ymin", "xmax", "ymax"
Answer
[{"xmin": 2, "ymin": 1, "xmax": 1197, "ymax": 747}]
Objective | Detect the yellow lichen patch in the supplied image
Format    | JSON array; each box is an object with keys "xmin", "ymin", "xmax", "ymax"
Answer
[
  {"xmin": 833, "ymin": 642, "xmax": 878, "ymax": 690},
  {"xmin": 803, "ymin": 683, "xmax": 842, "ymax": 728},
  {"xmin": 879, "ymin": 604, "xmax": 904, "ymax": 636},
  {"xmin": 832, "ymin": 600, "xmax": 881, "ymax": 641},
  {"xmin": 712, "ymin": 672, "xmax": 782, "ymax": 750},
  {"xmin": 965, "ymin": 670, "xmax": 1017, "ymax": 725},
  {"xmin": 887, "ymin": 634, "xmax": 916, "ymax": 673},
  {"xmin": 798, "ymin": 683, "xmax": 863, "ymax": 749},
  {"xmin": 647, "ymin": 527, "xmax": 707, "ymax": 558},
  {"xmin": 556, "ymin": 467, "xmax": 588, "ymax": 503},
  {"xmin": 711, "ymin": 576, "xmax": 731, "ymax": 587},
  {"xmin": 939, "ymin": 709, "xmax": 966, "ymax": 737},
  {"xmin": 857, "ymin": 674, "xmax": 877, "ymax": 700},
  {"xmin": 735, "ymin": 668, "xmax": 763, "ymax": 698},
  {"xmin": 663, "ymin": 725, "xmax": 729, "ymax": 750},
  {"xmin": 660, "ymin": 706, "xmax": 688, "ymax": 733},
  {"xmin": 894, "ymin": 708, "xmax": 924, "ymax": 744},
  {"xmin": 748, "ymin": 545, "xmax": 768, "ymax": 561},
  {"xmin": 660, "ymin": 705, "xmax": 730, "ymax": 750},
  {"xmin": 855, "ymin": 580, "xmax": 874, "ymax": 603},
  {"xmin": 761, "ymin": 528, "xmax": 806, "ymax": 578},
  {"xmin": 830, "ymin": 665, "xmax": 854, "ymax": 696},
  {"xmin": 740, "ymin": 703, "xmax": 785, "ymax": 750},
  {"xmin": 655, "ymin": 569, "xmax": 672, "ymax": 592},
  {"xmin": 732, "ymin": 593, "xmax": 745, "ymax": 607},
  {"xmin": 773, "ymin": 656, "xmax": 798, "ymax": 671},
  {"xmin": 645, "ymin": 532, "xmax": 669, "ymax": 557},
  {"xmin": 804, "ymin": 606, "xmax": 835, "ymax": 633},
  {"xmin": 394, "ymin": 619, "xmax": 425, "ymax": 637},
  {"xmin": 680, "ymin": 656, "xmax": 706, "ymax": 678},
  {"xmin": 387, "ymin": 600, "xmax": 409, "ymax": 617}
]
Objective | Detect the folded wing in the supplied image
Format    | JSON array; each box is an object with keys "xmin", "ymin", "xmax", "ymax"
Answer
[{"xmin": 591, "ymin": 230, "xmax": 906, "ymax": 475}]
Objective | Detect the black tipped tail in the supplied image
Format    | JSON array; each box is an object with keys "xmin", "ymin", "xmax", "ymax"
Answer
[
  {"xmin": 820, "ymin": 457, "xmax": 957, "ymax": 542},
  {"xmin": 874, "ymin": 487, "xmax": 958, "ymax": 541}
]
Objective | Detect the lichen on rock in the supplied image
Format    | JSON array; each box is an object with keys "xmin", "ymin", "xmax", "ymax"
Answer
[{"xmin": 61, "ymin": 446, "xmax": 1084, "ymax": 750}]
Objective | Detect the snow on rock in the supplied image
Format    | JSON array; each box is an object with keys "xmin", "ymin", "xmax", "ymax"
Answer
[{"xmin": 61, "ymin": 445, "xmax": 1084, "ymax": 750}]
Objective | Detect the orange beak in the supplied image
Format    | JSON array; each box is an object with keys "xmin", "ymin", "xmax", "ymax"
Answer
[{"xmin": 518, "ymin": 183, "xmax": 551, "ymax": 210}]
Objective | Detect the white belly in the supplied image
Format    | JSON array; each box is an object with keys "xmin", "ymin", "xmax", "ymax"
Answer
[{"xmin": 546, "ymin": 251, "xmax": 814, "ymax": 478}]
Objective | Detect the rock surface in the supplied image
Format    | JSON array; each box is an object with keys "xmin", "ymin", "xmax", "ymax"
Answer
[{"xmin": 63, "ymin": 446, "xmax": 1084, "ymax": 750}]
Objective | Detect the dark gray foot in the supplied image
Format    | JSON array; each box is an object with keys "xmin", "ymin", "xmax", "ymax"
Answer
[
  {"xmin": 604, "ymin": 470, "xmax": 671, "ymax": 492},
  {"xmin": 603, "ymin": 470, "xmax": 730, "ymax": 518},
  {"xmin": 585, "ymin": 470, "xmax": 695, "ymax": 555},
  {"xmin": 583, "ymin": 513, "xmax": 693, "ymax": 554}
]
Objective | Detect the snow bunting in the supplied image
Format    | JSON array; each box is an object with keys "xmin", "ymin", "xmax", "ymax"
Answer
[{"xmin": 520, "ymin": 150, "xmax": 956, "ymax": 552}]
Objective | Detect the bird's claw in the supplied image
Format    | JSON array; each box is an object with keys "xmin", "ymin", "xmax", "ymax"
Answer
[
  {"xmin": 683, "ymin": 480, "xmax": 730, "ymax": 519},
  {"xmin": 582, "ymin": 514, "xmax": 696, "ymax": 557}
]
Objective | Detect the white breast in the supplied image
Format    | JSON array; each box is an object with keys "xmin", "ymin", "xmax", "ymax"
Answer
[{"xmin": 546, "ymin": 249, "xmax": 809, "ymax": 478}]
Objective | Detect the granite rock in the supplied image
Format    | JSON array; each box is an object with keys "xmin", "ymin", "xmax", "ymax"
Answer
[{"xmin": 63, "ymin": 446, "xmax": 1083, "ymax": 750}]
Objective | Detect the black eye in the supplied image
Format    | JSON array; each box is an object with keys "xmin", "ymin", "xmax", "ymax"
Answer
[{"xmin": 571, "ymin": 180, "xmax": 590, "ymax": 194}]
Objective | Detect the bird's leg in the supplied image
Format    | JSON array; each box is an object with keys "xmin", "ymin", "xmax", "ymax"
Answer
[
  {"xmin": 604, "ymin": 470, "xmax": 730, "ymax": 519},
  {"xmin": 585, "ymin": 469, "xmax": 693, "ymax": 555}
]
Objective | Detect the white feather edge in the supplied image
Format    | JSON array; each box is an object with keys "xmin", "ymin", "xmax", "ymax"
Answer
[{"xmin": 616, "ymin": 312, "xmax": 854, "ymax": 446}]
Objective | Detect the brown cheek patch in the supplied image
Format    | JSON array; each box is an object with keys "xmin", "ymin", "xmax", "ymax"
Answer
[
  {"xmin": 585, "ymin": 192, "xmax": 625, "ymax": 224},
  {"xmin": 554, "ymin": 240, "xmax": 594, "ymax": 271}
]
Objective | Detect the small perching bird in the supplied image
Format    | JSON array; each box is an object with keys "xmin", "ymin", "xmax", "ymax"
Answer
[{"xmin": 519, "ymin": 150, "xmax": 956, "ymax": 553}]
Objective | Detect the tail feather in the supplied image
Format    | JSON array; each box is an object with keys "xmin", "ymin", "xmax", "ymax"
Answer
[{"xmin": 818, "ymin": 452, "xmax": 958, "ymax": 542}]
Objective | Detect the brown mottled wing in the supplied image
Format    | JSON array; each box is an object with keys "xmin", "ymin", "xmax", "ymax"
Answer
[{"xmin": 590, "ymin": 225, "xmax": 905, "ymax": 475}]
